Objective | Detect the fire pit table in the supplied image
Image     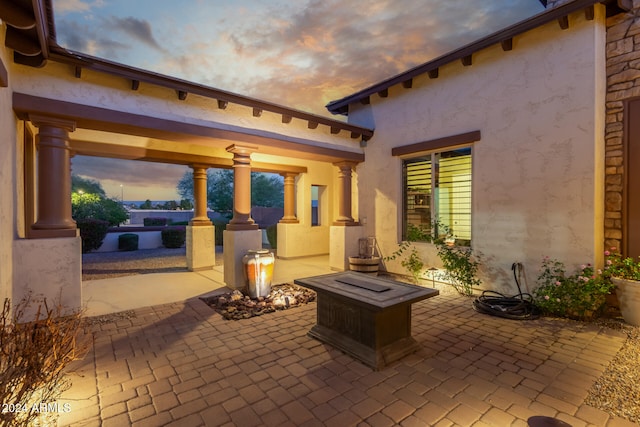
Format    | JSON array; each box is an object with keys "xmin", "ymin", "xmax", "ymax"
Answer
[{"xmin": 294, "ymin": 272, "xmax": 438, "ymax": 370}]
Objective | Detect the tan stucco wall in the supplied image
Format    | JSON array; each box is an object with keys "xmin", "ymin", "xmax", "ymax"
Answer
[
  {"xmin": 254, "ymin": 153, "xmax": 337, "ymax": 257},
  {"xmin": 0, "ymin": 22, "xmax": 14, "ymax": 305},
  {"xmin": 349, "ymin": 7, "xmax": 606, "ymax": 292}
]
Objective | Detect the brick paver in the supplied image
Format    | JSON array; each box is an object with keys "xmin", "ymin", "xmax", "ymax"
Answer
[{"xmin": 56, "ymin": 289, "xmax": 635, "ymax": 426}]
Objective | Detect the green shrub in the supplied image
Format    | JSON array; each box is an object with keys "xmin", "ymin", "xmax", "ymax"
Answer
[
  {"xmin": 76, "ymin": 218, "xmax": 109, "ymax": 253},
  {"xmin": 71, "ymin": 192, "xmax": 128, "ymax": 226},
  {"xmin": 213, "ymin": 219, "xmax": 228, "ymax": 246},
  {"xmin": 118, "ymin": 233, "xmax": 139, "ymax": 251},
  {"xmin": 266, "ymin": 224, "xmax": 277, "ymax": 249},
  {"xmin": 533, "ymin": 257, "xmax": 614, "ymax": 320},
  {"xmin": 144, "ymin": 217, "xmax": 168, "ymax": 226},
  {"xmin": 161, "ymin": 226, "xmax": 186, "ymax": 248}
]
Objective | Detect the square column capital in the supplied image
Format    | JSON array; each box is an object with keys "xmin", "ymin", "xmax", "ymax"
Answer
[
  {"xmin": 226, "ymin": 144, "xmax": 258, "ymax": 156},
  {"xmin": 29, "ymin": 114, "xmax": 76, "ymax": 132}
]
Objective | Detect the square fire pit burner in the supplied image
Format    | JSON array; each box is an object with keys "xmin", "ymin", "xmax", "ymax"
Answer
[{"xmin": 295, "ymin": 272, "xmax": 438, "ymax": 370}]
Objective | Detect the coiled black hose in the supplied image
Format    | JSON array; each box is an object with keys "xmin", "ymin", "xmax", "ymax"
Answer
[{"xmin": 472, "ymin": 263, "xmax": 541, "ymax": 320}]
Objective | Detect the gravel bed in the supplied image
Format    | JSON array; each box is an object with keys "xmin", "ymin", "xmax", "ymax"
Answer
[
  {"xmin": 585, "ymin": 321, "xmax": 640, "ymax": 424},
  {"xmin": 81, "ymin": 247, "xmax": 222, "ymax": 281},
  {"xmin": 81, "ymin": 249, "xmax": 640, "ymax": 423},
  {"xmin": 201, "ymin": 284, "xmax": 316, "ymax": 320}
]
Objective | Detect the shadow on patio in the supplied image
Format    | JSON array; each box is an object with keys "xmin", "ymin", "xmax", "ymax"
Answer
[
  {"xmin": 58, "ymin": 284, "xmax": 634, "ymax": 427},
  {"xmin": 81, "ymin": 249, "xmax": 333, "ymax": 317}
]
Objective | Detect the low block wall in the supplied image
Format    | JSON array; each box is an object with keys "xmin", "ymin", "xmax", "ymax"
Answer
[{"xmin": 97, "ymin": 227, "xmax": 164, "ymax": 252}]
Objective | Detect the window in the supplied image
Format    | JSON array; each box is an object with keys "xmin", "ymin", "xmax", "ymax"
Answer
[
  {"xmin": 311, "ymin": 185, "xmax": 321, "ymax": 226},
  {"xmin": 403, "ymin": 146, "xmax": 472, "ymax": 245}
]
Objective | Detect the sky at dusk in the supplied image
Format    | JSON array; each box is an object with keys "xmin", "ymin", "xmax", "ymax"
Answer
[{"xmin": 54, "ymin": 0, "xmax": 546, "ymax": 201}]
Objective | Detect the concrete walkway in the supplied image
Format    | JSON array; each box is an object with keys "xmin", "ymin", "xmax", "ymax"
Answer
[
  {"xmin": 82, "ymin": 255, "xmax": 334, "ymax": 316},
  {"xmin": 57, "ymin": 272, "xmax": 636, "ymax": 426}
]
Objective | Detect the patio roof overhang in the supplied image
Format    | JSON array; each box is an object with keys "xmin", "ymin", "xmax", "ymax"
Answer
[
  {"xmin": 13, "ymin": 92, "xmax": 365, "ymax": 165},
  {"xmin": 1, "ymin": 0, "xmax": 374, "ymax": 145},
  {"xmin": 326, "ymin": 0, "xmax": 632, "ymax": 116}
]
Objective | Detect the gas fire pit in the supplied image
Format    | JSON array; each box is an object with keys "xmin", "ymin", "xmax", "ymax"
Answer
[{"xmin": 295, "ymin": 272, "xmax": 438, "ymax": 370}]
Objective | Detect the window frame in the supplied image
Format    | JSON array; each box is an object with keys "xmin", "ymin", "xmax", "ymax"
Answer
[
  {"xmin": 392, "ymin": 131, "xmax": 480, "ymax": 247},
  {"xmin": 402, "ymin": 146, "xmax": 473, "ymax": 245}
]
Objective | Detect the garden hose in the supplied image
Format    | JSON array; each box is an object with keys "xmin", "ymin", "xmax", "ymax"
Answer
[{"xmin": 472, "ymin": 262, "xmax": 541, "ymax": 320}]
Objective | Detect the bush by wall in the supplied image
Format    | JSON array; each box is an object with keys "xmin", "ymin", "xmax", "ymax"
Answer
[
  {"xmin": 213, "ymin": 219, "xmax": 228, "ymax": 246},
  {"xmin": 266, "ymin": 224, "xmax": 277, "ymax": 249},
  {"xmin": 144, "ymin": 217, "xmax": 168, "ymax": 226},
  {"xmin": 118, "ymin": 233, "xmax": 139, "ymax": 251},
  {"xmin": 161, "ymin": 226, "xmax": 186, "ymax": 248},
  {"xmin": 76, "ymin": 218, "xmax": 110, "ymax": 253}
]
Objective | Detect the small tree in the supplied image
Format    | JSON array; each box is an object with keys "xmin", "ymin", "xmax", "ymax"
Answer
[
  {"xmin": 179, "ymin": 199, "xmax": 193, "ymax": 210},
  {"xmin": 139, "ymin": 199, "xmax": 153, "ymax": 209},
  {"xmin": 71, "ymin": 175, "xmax": 106, "ymax": 198},
  {"xmin": 71, "ymin": 192, "xmax": 127, "ymax": 227},
  {"xmin": 176, "ymin": 169, "xmax": 284, "ymax": 217}
]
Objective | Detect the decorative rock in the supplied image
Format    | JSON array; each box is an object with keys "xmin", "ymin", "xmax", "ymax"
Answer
[{"xmin": 201, "ymin": 284, "xmax": 316, "ymax": 320}]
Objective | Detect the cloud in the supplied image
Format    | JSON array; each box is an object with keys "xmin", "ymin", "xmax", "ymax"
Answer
[
  {"xmin": 166, "ymin": 0, "xmax": 543, "ymax": 115},
  {"xmin": 106, "ymin": 16, "xmax": 165, "ymax": 52},
  {"xmin": 57, "ymin": 0, "xmax": 544, "ymax": 191},
  {"xmin": 72, "ymin": 156, "xmax": 190, "ymax": 200},
  {"xmin": 72, "ymin": 156, "xmax": 187, "ymax": 185},
  {"xmin": 57, "ymin": 19, "xmax": 130, "ymax": 57},
  {"xmin": 53, "ymin": 0, "xmax": 93, "ymax": 14}
]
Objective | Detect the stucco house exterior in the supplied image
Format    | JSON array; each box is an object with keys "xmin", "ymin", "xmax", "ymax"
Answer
[
  {"xmin": 1, "ymin": 0, "xmax": 638, "ymax": 313},
  {"xmin": 327, "ymin": 0, "xmax": 638, "ymax": 293}
]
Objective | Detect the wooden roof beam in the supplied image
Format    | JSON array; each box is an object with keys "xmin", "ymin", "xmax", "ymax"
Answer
[
  {"xmin": 558, "ymin": 15, "xmax": 569, "ymax": 29},
  {"xmin": 402, "ymin": 79, "xmax": 413, "ymax": 89},
  {"xmin": 307, "ymin": 121, "xmax": 318, "ymax": 129},
  {"xmin": 0, "ymin": 58, "xmax": 7, "ymax": 88},
  {"xmin": 5, "ymin": 26, "xmax": 41, "ymax": 56},
  {"xmin": 360, "ymin": 96, "xmax": 370, "ymax": 105},
  {"xmin": 282, "ymin": 114, "xmax": 292, "ymax": 124},
  {"xmin": 177, "ymin": 90, "xmax": 188, "ymax": 100},
  {"xmin": 0, "ymin": 1, "xmax": 36, "ymax": 29},
  {"xmin": 378, "ymin": 89, "xmax": 388, "ymax": 98},
  {"xmin": 461, "ymin": 55, "xmax": 473, "ymax": 67},
  {"xmin": 217, "ymin": 100, "xmax": 228, "ymax": 110},
  {"xmin": 428, "ymin": 68, "xmax": 439, "ymax": 79},
  {"xmin": 330, "ymin": 126, "xmax": 340, "ymax": 135},
  {"xmin": 585, "ymin": 5, "xmax": 595, "ymax": 20},
  {"xmin": 74, "ymin": 66, "xmax": 81, "ymax": 78},
  {"xmin": 131, "ymin": 80, "xmax": 140, "ymax": 90},
  {"xmin": 501, "ymin": 38, "xmax": 513, "ymax": 51},
  {"xmin": 252, "ymin": 107, "xmax": 262, "ymax": 117}
]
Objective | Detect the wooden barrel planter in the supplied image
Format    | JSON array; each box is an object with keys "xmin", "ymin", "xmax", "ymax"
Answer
[{"xmin": 348, "ymin": 256, "xmax": 381, "ymax": 275}]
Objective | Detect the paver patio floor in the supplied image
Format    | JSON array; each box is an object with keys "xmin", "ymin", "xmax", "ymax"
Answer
[{"xmin": 58, "ymin": 288, "xmax": 636, "ymax": 426}]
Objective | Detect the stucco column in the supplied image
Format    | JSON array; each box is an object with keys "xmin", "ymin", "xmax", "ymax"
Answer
[
  {"xmin": 227, "ymin": 144, "xmax": 259, "ymax": 230},
  {"xmin": 189, "ymin": 164, "xmax": 212, "ymax": 226},
  {"xmin": 333, "ymin": 161, "xmax": 357, "ymax": 226},
  {"xmin": 279, "ymin": 172, "xmax": 299, "ymax": 224},
  {"xmin": 30, "ymin": 115, "xmax": 77, "ymax": 235}
]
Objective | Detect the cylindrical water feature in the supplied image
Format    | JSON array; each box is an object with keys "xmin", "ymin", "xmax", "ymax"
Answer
[{"xmin": 242, "ymin": 249, "xmax": 275, "ymax": 298}]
